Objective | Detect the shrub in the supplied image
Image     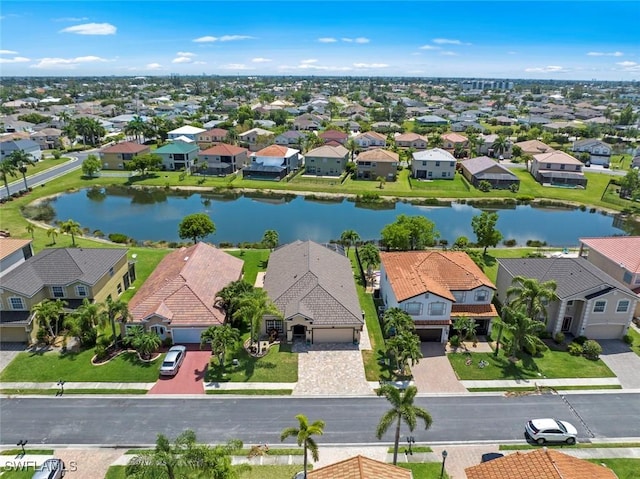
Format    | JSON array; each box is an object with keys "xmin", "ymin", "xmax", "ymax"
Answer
[
  {"xmin": 478, "ymin": 180, "xmax": 492, "ymax": 192},
  {"xmin": 516, "ymin": 195, "xmax": 535, "ymax": 203},
  {"xmin": 94, "ymin": 344, "xmax": 107, "ymax": 360},
  {"xmin": 622, "ymin": 334, "xmax": 633, "ymax": 346},
  {"xmin": 582, "ymin": 340, "xmax": 602, "ymax": 360},
  {"xmin": 573, "ymin": 335, "xmax": 588, "ymax": 346},
  {"xmin": 503, "ymin": 239, "xmax": 517, "ymax": 247},
  {"xmin": 162, "ymin": 337, "xmax": 173, "ymax": 348},
  {"xmin": 81, "ymin": 328, "xmax": 98, "ymax": 347},
  {"xmin": 108, "ymin": 233, "xmax": 129, "ymax": 244},
  {"xmin": 526, "ymin": 240, "xmax": 547, "ymax": 247},
  {"xmin": 553, "ymin": 332, "xmax": 565, "ymax": 344},
  {"xmin": 568, "ymin": 342, "xmax": 583, "ymax": 356},
  {"xmin": 449, "ymin": 335, "xmax": 460, "ymax": 348},
  {"xmin": 539, "ymin": 330, "xmax": 552, "ymax": 339},
  {"xmin": 51, "ymin": 150, "xmax": 62, "ymax": 159},
  {"xmin": 509, "ymin": 183, "xmax": 520, "ymax": 193}
]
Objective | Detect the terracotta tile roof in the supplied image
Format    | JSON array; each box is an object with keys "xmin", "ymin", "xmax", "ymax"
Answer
[
  {"xmin": 357, "ymin": 148, "xmax": 399, "ymax": 163},
  {"xmin": 514, "ymin": 139, "xmax": 554, "ymax": 154},
  {"xmin": 203, "ymin": 128, "xmax": 228, "ymax": 137},
  {"xmin": 308, "ymin": 455, "xmax": 411, "ymax": 479},
  {"xmin": 414, "ymin": 320, "xmax": 451, "ymax": 326},
  {"xmin": 441, "ymin": 132, "xmax": 468, "ymax": 143},
  {"xmin": 199, "ymin": 143, "xmax": 247, "ymax": 156},
  {"xmin": 100, "ymin": 142, "xmax": 149, "ymax": 154},
  {"xmin": 0, "ymin": 238, "xmax": 32, "ymax": 261},
  {"xmin": 465, "ymin": 448, "xmax": 617, "ymax": 479},
  {"xmin": 580, "ymin": 236, "xmax": 640, "ymax": 273},
  {"xmin": 319, "ymin": 129, "xmax": 349, "ymax": 140},
  {"xmin": 254, "ymin": 144, "xmax": 292, "ymax": 157},
  {"xmin": 128, "ymin": 243, "xmax": 243, "ymax": 327},
  {"xmin": 451, "ymin": 303, "xmax": 498, "ymax": 317},
  {"xmin": 395, "ymin": 132, "xmax": 427, "ymax": 142},
  {"xmin": 534, "ymin": 150, "xmax": 582, "ymax": 165},
  {"xmin": 380, "ymin": 251, "xmax": 496, "ymax": 302}
]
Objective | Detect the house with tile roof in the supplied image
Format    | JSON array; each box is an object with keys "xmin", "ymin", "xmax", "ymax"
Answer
[
  {"xmin": 99, "ymin": 141, "xmax": 151, "ymax": 170},
  {"xmin": 465, "ymin": 448, "xmax": 616, "ymax": 479},
  {"xmin": 274, "ymin": 130, "xmax": 307, "ymax": 147},
  {"xmin": 579, "ymin": 236, "xmax": 640, "ymax": 317},
  {"xmin": 0, "ymin": 247, "xmax": 132, "ymax": 343},
  {"xmin": 262, "ymin": 240, "xmax": 364, "ymax": 344},
  {"xmin": 514, "ymin": 139, "xmax": 554, "ymax": 156},
  {"xmin": 496, "ymin": 257, "xmax": 637, "ymax": 339},
  {"xmin": 354, "ymin": 131, "xmax": 387, "ymax": 149},
  {"xmin": 238, "ymin": 127, "xmax": 275, "ymax": 151},
  {"xmin": 307, "ymin": 455, "xmax": 411, "ymax": 479},
  {"xmin": 304, "ymin": 145, "xmax": 349, "ymax": 176},
  {"xmin": 30, "ymin": 127, "xmax": 64, "ymax": 150},
  {"xmin": 411, "ymin": 148, "xmax": 456, "ymax": 180},
  {"xmin": 198, "ymin": 143, "xmax": 248, "ymax": 175},
  {"xmin": 196, "ymin": 127, "xmax": 228, "ymax": 148},
  {"xmin": 460, "ymin": 156, "xmax": 520, "ymax": 190},
  {"xmin": 531, "ymin": 150, "xmax": 587, "ymax": 188},
  {"xmin": 441, "ymin": 132, "xmax": 469, "ymax": 155},
  {"xmin": 379, "ymin": 251, "xmax": 497, "ymax": 342},
  {"xmin": 394, "ymin": 132, "xmax": 428, "ymax": 149},
  {"xmin": 319, "ymin": 129, "xmax": 349, "ymax": 145},
  {"xmin": 356, "ymin": 148, "xmax": 399, "ymax": 181},
  {"xmin": 243, "ymin": 144, "xmax": 301, "ymax": 181},
  {"xmin": 127, "ymin": 242, "xmax": 243, "ymax": 344},
  {"xmin": 154, "ymin": 141, "xmax": 200, "ymax": 172}
]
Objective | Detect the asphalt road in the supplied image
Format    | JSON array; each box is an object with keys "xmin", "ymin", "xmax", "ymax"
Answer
[{"xmin": 1, "ymin": 393, "xmax": 638, "ymax": 446}]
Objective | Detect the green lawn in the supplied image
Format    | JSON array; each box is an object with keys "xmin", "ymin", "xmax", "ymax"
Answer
[
  {"xmin": 449, "ymin": 348, "xmax": 615, "ymax": 381},
  {"xmin": 588, "ymin": 458, "xmax": 640, "ymax": 479},
  {"xmin": 0, "ymin": 348, "xmax": 162, "ymax": 382},
  {"xmin": 227, "ymin": 249, "xmax": 270, "ymax": 285},
  {"xmin": 105, "ymin": 464, "xmax": 306, "ymax": 479},
  {"xmin": 0, "ymin": 469, "xmax": 33, "ymax": 479},
  {"xmin": 0, "ymin": 388, "xmax": 148, "ymax": 395},
  {"xmin": 398, "ymin": 462, "xmax": 450, "ymax": 478},
  {"xmin": 626, "ymin": 327, "xmax": 640, "ymax": 359},
  {"xmin": 120, "ymin": 247, "xmax": 173, "ymax": 302}
]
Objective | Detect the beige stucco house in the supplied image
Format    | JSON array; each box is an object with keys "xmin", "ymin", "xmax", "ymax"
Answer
[
  {"xmin": 99, "ymin": 142, "xmax": 151, "ymax": 170},
  {"xmin": 531, "ymin": 151, "xmax": 587, "ymax": 188},
  {"xmin": 304, "ymin": 144, "xmax": 349, "ymax": 176},
  {"xmin": 411, "ymin": 148, "xmax": 456, "ymax": 180},
  {"xmin": 356, "ymin": 148, "xmax": 398, "ymax": 181}
]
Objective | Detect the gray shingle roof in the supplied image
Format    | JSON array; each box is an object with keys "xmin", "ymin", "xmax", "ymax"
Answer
[
  {"xmin": 263, "ymin": 240, "xmax": 363, "ymax": 327},
  {"xmin": 1, "ymin": 248, "xmax": 128, "ymax": 297}
]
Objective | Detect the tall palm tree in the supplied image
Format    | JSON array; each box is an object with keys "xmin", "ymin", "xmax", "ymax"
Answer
[
  {"xmin": 25, "ymin": 223, "xmax": 35, "ymax": 239},
  {"xmin": 491, "ymin": 134, "xmax": 509, "ymax": 159},
  {"xmin": 102, "ymin": 296, "xmax": 130, "ymax": 347},
  {"xmin": 125, "ymin": 115, "xmax": 146, "ymax": 143},
  {"xmin": 261, "ymin": 229, "xmax": 279, "ymax": 251},
  {"xmin": 65, "ymin": 298, "xmax": 102, "ymax": 345},
  {"xmin": 215, "ymin": 279, "xmax": 254, "ymax": 324},
  {"xmin": 7, "ymin": 149, "xmax": 35, "ymax": 190},
  {"xmin": 280, "ymin": 414, "xmax": 325, "ymax": 479},
  {"xmin": 376, "ymin": 385, "xmax": 433, "ymax": 465},
  {"xmin": 59, "ymin": 219, "xmax": 82, "ymax": 246},
  {"xmin": 358, "ymin": 242, "xmax": 380, "ymax": 287},
  {"xmin": 232, "ymin": 289, "xmax": 281, "ymax": 352},
  {"xmin": 0, "ymin": 158, "xmax": 18, "ymax": 197},
  {"xmin": 345, "ymin": 137, "xmax": 358, "ymax": 162},
  {"xmin": 200, "ymin": 324, "xmax": 240, "ymax": 367},
  {"xmin": 47, "ymin": 227, "xmax": 58, "ymax": 244},
  {"xmin": 340, "ymin": 229, "xmax": 360, "ymax": 256},
  {"xmin": 33, "ymin": 298, "xmax": 67, "ymax": 342},
  {"xmin": 506, "ymin": 276, "xmax": 558, "ymax": 323},
  {"xmin": 385, "ymin": 330, "xmax": 422, "ymax": 375},
  {"xmin": 501, "ymin": 305, "xmax": 546, "ymax": 357}
]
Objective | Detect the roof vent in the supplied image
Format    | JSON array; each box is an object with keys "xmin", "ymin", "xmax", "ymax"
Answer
[{"xmin": 184, "ymin": 256, "xmax": 189, "ymax": 261}]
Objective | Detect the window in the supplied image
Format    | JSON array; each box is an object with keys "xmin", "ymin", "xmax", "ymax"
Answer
[
  {"xmin": 575, "ymin": 165, "xmax": 581, "ymax": 171},
  {"xmin": 623, "ymin": 271, "xmax": 632, "ymax": 284},
  {"xmin": 9, "ymin": 297, "xmax": 25, "ymax": 310},
  {"xmin": 76, "ymin": 285, "xmax": 88, "ymax": 297},
  {"xmin": 453, "ymin": 291, "xmax": 466, "ymax": 302},
  {"xmin": 635, "ymin": 276, "xmax": 640, "ymax": 285},
  {"xmin": 428, "ymin": 171, "xmax": 433, "ymax": 178},
  {"xmin": 51, "ymin": 286, "xmax": 64, "ymax": 298},
  {"xmin": 474, "ymin": 290, "xmax": 489, "ymax": 302},
  {"xmin": 428, "ymin": 302, "xmax": 446, "ymax": 316},
  {"xmin": 265, "ymin": 319, "xmax": 283, "ymax": 334},
  {"xmin": 435, "ymin": 161, "xmax": 440, "ymax": 167},
  {"xmin": 117, "ymin": 283, "xmax": 123, "ymax": 295},
  {"xmin": 616, "ymin": 300, "xmax": 630, "ymax": 313},
  {"xmin": 441, "ymin": 172, "xmax": 447, "ymax": 177},
  {"xmin": 404, "ymin": 302, "xmax": 422, "ymax": 316},
  {"xmin": 422, "ymin": 161, "xmax": 426, "ymax": 166},
  {"xmin": 593, "ymin": 300, "xmax": 606, "ymax": 313},
  {"xmin": 546, "ymin": 163, "xmax": 551, "ymax": 168},
  {"xmin": 450, "ymin": 161, "xmax": 455, "ymax": 167},
  {"xmin": 560, "ymin": 164, "xmax": 565, "ymax": 170}
]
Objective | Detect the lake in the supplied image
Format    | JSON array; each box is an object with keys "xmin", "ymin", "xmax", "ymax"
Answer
[{"xmin": 46, "ymin": 186, "xmax": 635, "ymax": 247}]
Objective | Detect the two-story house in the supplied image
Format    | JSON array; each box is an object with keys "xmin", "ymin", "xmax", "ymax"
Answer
[
  {"xmin": 441, "ymin": 132, "xmax": 469, "ymax": 156},
  {"xmin": 394, "ymin": 133, "xmax": 428, "ymax": 149},
  {"xmin": 496, "ymin": 257, "xmax": 637, "ymax": 340},
  {"xmin": 304, "ymin": 145, "xmax": 349, "ymax": 176},
  {"xmin": 354, "ymin": 131, "xmax": 387, "ymax": 149},
  {"xmin": 319, "ymin": 129, "xmax": 349, "ymax": 145},
  {"xmin": 514, "ymin": 139, "xmax": 554, "ymax": 157},
  {"xmin": 243, "ymin": 144, "xmax": 301, "ymax": 181},
  {"xmin": 356, "ymin": 148, "xmax": 398, "ymax": 181},
  {"xmin": 0, "ymin": 238, "xmax": 34, "ymax": 279},
  {"xmin": 572, "ymin": 139, "xmax": 612, "ymax": 166},
  {"xmin": 195, "ymin": 128, "xmax": 228, "ymax": 149},
  {"xmin": 99, "ymin": 142, "xmax": 151, "ymax": 170},
  {"xmin": 238, "ymin": 127, "xmax": 275, "ymax": 152},
  {"xmin": 0, "ymin": 139, "xmax": 42, "ymax": 162},
  {"xmin": 411, "ymin": 148, "xmax": 456, "ymax": 180},
  {"xmin": 274, "ymin": 130, "xmax": 307, "ymax": 147},
  {"xmin": 167, "ymin": 125, "xmax": 206, "ymax": 142},
  {"xmin": 531, "ymin": 151, "xmax": 587, "ymax": 188},
  {"xmin": 379, "ymin": 251, "xmax": 497, "ymax": 342},
  {"xmin": 154, "ymin": 141, "xmax": 200, "ymax": 172},
  {"xmin": 197, "ymin": 143, "xmax": 248, "ymax": 175},
  {"xmin": 30, "ymin": 128, "xmax": 64, "ymax": 150}
]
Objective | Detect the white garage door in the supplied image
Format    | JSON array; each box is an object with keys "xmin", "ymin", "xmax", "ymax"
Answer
[
  {"xmin": 583, "ymin": 325, "xmax": 625, "ymax": 340},
  {"xmin": 171, "ymin": 328, "xmax": 206, "ymax": 344},
  {"xmin": 312, "ymin": 328, "xmax": 354, "ymax": 343}
]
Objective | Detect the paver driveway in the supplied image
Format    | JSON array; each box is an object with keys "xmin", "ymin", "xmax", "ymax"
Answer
[
  {"xmin": 55, "ymin": 448, "xmax": 126, "ymax": 479},
  {"xmin": 411, "ymin": 343, "xmax": 467, "ymax": 394},
  {"xmin": 0, "ymin": 342, "xmax": 25, "ymax": 374},
  {"xmin": 148, "ymin": 347, "xmax": 209, "ymax": 395}
]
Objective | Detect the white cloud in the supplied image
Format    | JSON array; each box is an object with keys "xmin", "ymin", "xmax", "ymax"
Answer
[
  {"xmin": 172, "ymin": 56, "xmax": 193, "ymax": 64},
  {"xmin": 441, "ymin": 51, "xmax": 457, "ymax": 56},
  {"xmin": 341, "ymin": 37, "xmax": 370, "ymax": 44},
  {"xmin": 433, "ymin": 38, "xmax": 470, "ymax": 45},
  {"xmin": 176, "ymin": 51, "xmax": 195, "ymax": 57},
  {"xmin": 353, "ymin": 62, "xmax": 389, "ymax": 68},
  {"xmin": 193, "ymin": 61, "xmax": 207, "ymax": 65},
  {"xmin": 616, "ymin": 61, "xmax": 640, "ymax": 71},
  {"xmin": 318, "ymin": 37, "xmax": 337, "ymax": 43},
  {"xmin": 524, "ymin": 65, "xmax": 568, "ymax": 73},
  {"xmin": 252, "ymin": 57, "xmax": 272, "ymax": 63},
  {"xmin": 221, "ymin": 63, "xmax": 255, "ymax": 70},
  {"xmin": 0, "ymin": 49, "xmax": 18, "ymax": 54},
  {"xmin": 145, "ymin": 63, "xmax": 163, "ymax": 70},
  {"xmin": 507, "ymin": 51, "xmax": 518, "ymax": 55},
  {"xmin": 31, "ymin": 55, "xmax": 109, "ymax": 69},
  {"xmin": 587, "ymin": 51, "xmax": 623, "ymax": 57},
  {"xmin": 279, "ymin": 62, "xmax": 352, "ymax": 72},
  {"xmin": 419, "ymin": 45, "xmax": 440, "ymax": 50},
  {"xmin": 0, "ymin": 56, "xmax": 30, "ymax": 64},
  {"xmin": 193, "ymin": 34, "xmax": 254, "ymax": 43},
  {"xmin": 59, "ymin": 22, "xmax": 116, "ymax": 35},
  {"xmin": 301, "ymin": 59, "xmax": 318, "ymax": 64},
  {"xmin": 54, "ymin": 17, "xmax": 89, "ymax": 22},
  {"xmin": 617, "ymin": 61, "xmax": 636, "ymax": 67}
]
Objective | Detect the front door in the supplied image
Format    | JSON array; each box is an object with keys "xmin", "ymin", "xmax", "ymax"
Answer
[
  {"xmin": 150, "ymin": 325, "xmax": 167, "ymax": 340},
  {"xmin": 561, "ymin": 316, "xmax": 572, "ymax": 333},
  {"xmin": 292, "ymin": 324, "xmax": 305, "ymax": 338}
]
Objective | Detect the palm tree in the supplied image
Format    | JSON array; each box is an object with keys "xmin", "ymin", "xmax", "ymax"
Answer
[
  {"xmin": 102, "ymin": 296, "xmax": 130, "ymax": 347},
  {"xmin": 125, "ymin": 325, "xmax": 162, "ymax": 359},
  {"xmin": 59, "ymin": 219, "xmax": 82, "ymax": 246},
  {"xmin": 501, "ymin": 305, "xmax": 546, "ymax": 357},
  {"xmin": 340, "ymin": 229, "xmax": 360, "ymax": 256},
  {"xmin": 232, "ymin": 289, "xmax": 281, "ymax": 352},
  {"xmin": 358, "ymin": 243, "xmax": 380, "ymax": 287},
  {"xmin": 200, "ymin": 324, "xmax": 240, "ymax": 367},
  {"xmin": 126, "ymin": 430, "xmax": 196, "ymax": 479},
  {"xmin": 280, "ymin": 414, "xmax": 325, "ymax": 479},
  {"xmin": 345, "ymin": 137, "xmax": 358, "ymax": 162},
  {"xmin": 376, "ymin": 385, "xmax": 433, "ymax": 465},
  {"xmin": 64, "ymin": 298, "xmax": 102, "ymax": 346},
  {"xmin": 33, "ymin": 298, "xmax": 67, "ymax": 343},
  {"xmin": 452, "ymin": 315, "xmax": 478, "ymax": 343},
  {"xmin": 7, "ymin": 149, "xmax": 35, "ymax": 190},
  {"xmin": 386, "ymin": 330, "xmax": 422, "ymax": 375},
  {"xmin": 491, "ymin": 134, "xmax": 509, "ymax": 159},
  {"xmin": 47, "ymin": 227, "xmax": 58, "ymax": 244},
  {"xmin": 125, "ymin": 115, "xmax": 146, "ymax": 143},
  {"xmin": 506, "ymin": 276, "xmax": 558, "ymax": 323},
  {"xmin": 0, "ymin": 158, "xmax": 18, "ymax": 197},
  {"xmin": 428, "ymin": 134, "xmax": 444, "ymax": 148},
  {"xmin": 25, "ymin": 223, "xmax": 35, "ymax": 239},
  {"xmin": 215, "ymin": 280, "xmax": 254, "ymax": 324},
  {"xmin": 382, "ymin": 308, "xmax": 414, "ymax": 337},
  {"xmin": 261, "ymin": 229, "xmax": 279, "ymax": 251}
]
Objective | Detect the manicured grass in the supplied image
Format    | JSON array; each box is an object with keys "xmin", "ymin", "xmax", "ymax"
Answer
[
  {"xmin": 0, "ymin": 449, "xmax": 54, "ymax": 455},
  {"xmin": 205, "ymin": 340, "xmax": 298, "ymax": 383},
  {"xmin": 105, "ymin": 464, "xmax": 307, "ymax": 479},
  {"xmin": 588, "ymin": 458, "xmax": 640, "ymax": 479},
  {"xmin": 388, "ymin": 446, "xmax": 433, "ymax": 453},
  {"xmin": 206, "ymin": 389, "xmax": 292, "ymax": 395},
  {"xmin": 500, "ymin": 442, "xmax": 640, "ymax": 450},
  {"xmin": 124, "ymin": 447, "xmax": 303, "ymax": 456},
  {"xmin": 0, "ymin": 388, "xmax": 148, "ymax": 395},
  {"xmin": 104, "ymin": 466, "xmax": 127, "ymax": 479},
  {"xmin": 0, "ymin": 469, "xmax": 34, "ymax": 479},
  {"xmin": 449, "ymin": 349, "xmax": 615, "ymax": 381},
  {"xmin": 0, "ymin": 348, "xmax": 162, "ymax": 382},
  {"xmin": 120, "ymin": 246, "xmax": 173, "ymax": 302},
  {"xmin": 482, "ymin": 248, "xmax": 539, "ymax": 283},
  {"xmin": 467, "ymin": 385, "xmax": 621, "ymax": 392},
  {"xmin": 227, "ymin": 248, "xmax": 270, "ymax": 285},
  {"xmin": 626, "ymin": 327, "xmax": 640, "ymax": 359},
  {"xmin": 398, "ymin": 462, "xmax": 450, "ymax": 478}
]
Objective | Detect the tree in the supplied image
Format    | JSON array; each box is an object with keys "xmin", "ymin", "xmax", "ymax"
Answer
[
  {"xmin": 125, "ymin": 115, "xmax": 146, "ymax": 143},
  {"xmin": 521, "ymin": 153, "xmax": 533, "ymax": 171},
  {"xmin": 506, "ymin": 276, "xmax": 558, "ymax": 323},
  {"xmin": 200, "ymin": 324, "xmax": 240, "ymax": 367},
  {"xmin": 33, "ymin": 298, "xmax": 67, "ymax": 342},
  {"xmin": 376, "ymin": 385, "xmax": 433, "ymax": 465},
  {"xmin": 232, "ymin": 288, "xmax": 281, "ymax": 351},
  {"xmin": 386, "ymin": 330, "xmax": 422, "ymax": 375},
  {"xmin": 7, "ymin": 149, "xmax": 35, "ymax": 190},
  {"xmin": 215, "ymin": 279, "xmax": 254, "ymax": 324},
  {"xmin": 359, "ymin": 242, "xmax": 380, "ymax": 286},
  {"xmin": 471, "ymin": 211, "xmax": 503, "ymax": 255},
  {"xmin": 25, "ymin": 223, "xmax": 35, "ymax": 239},
  {"xmin": 500, "ymin": 305, "xmax": 546, "ymax": 357},
  {"xmin": 345, "ymin": 137, "xmax": 358, "ymax": 162},
  {"xmin": 376, "ymin": 175, "xmax": 386, "ymax": 189},
  {"xmin": 382, "ymin": 308, "xmax": 414, "ymax": 338},
  {"xmin": 619, "ymin": 169, "xmax": 640, "ymax": 200},
  {"xmin": 102, "ymin": 296, "xmax": 130, "ymax": 347},
  {"xmin": 261, "ymin": 229, "xmax": 279, "ymax": 251},
  {"xmin": 0, "ymin": 158, "xmax": 18, "ymax": 197},
  {"xmin": 381, "ymin": 214, "xmax": 440, "ymax": 251},
  {"xmin": 280, "ymin": 414, "xmax": 325, "ymax": 479},
  {"xmin": 452, "ymin": 236, "xmax": 469, "ymax": 251},
  {"xmin": 491, "ymin": 134, "xmax": 509, "ymax": 159},
  {"xmin": 178, "ymin": 213, "xmax": 215, "ymax": 244},
  {"xmin": 428, "ymin": 134, "xmax": 443, "ymax": 148},
  {"xmin": 452, "ymin": 315, "xmax": 478, "ymax": 343},
  {"xmin": 127, "ymin": 153, "xmax": 163, "ymax": 177},
  {"xmin": 64, "ymin": 298, "xmax": 101, "ymax": 346},
  {"xmin": 46, "ymin": 227, "xmax": 58, "ymax": 244},
  {"xmin": 59, "ymin": 219, "xmax": 82, "ymax": 246},
  {"xmin": 124, "ymin": 325, "xmax": 161, "ymax": 359},
  {"xmin": 82, "ymin": 154, "xmax": 102, "ymax": 178},
  {"xmin": 340, "ymin": 229, "xmax": 360, "ymax": 256},
  {"xmin": 618, "ymin": 104, "xmax": 637, "ymax": 126}
]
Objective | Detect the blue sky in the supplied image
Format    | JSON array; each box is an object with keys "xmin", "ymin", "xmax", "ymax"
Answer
[{"xmin": 1, "ymin": 1, "xmax": 639, "ymax": 80}]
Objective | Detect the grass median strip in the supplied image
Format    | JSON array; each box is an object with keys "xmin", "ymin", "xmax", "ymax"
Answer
[
  {"xmin": 0, "ymin": 449, "xmax": 54, "ymax": 456},
  {"xmin": 467, "ymin": 385, "xmax": 622, "ymax": 392}
]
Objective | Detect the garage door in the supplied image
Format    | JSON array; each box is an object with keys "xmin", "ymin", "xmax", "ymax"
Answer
[
  {"xmin": 171, "ymin": 328, "xmax": 206, "ymax": 344},
  {"xmin": 312, "ymin": 328, "xmax": 354, "ymax": 343},
  {"xmin": 416, "ymin": 328, "xmax": 443, "ymax": 342},
  {"xmin": 0, "ymin": 327, "xmax": 29, "ymax": 343},
  {"xmin": 583, "ymin": 325, "xmax": 625, "ymax": 340}
]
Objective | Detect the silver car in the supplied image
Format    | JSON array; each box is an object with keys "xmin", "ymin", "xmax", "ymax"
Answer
[
  {"xmin": 525, "ymin": 418, "xmax": 578, "ymax": 445},
  {"xmin": 32, "ymin": 458, "xmax": 65, "ymax": 479},
  {"xmin": 160, "ymin": 345, "xmax": 186, "ymax": 376}
]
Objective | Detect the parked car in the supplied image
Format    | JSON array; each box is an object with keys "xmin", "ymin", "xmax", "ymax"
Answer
[
  {"xmin": 525, "ymin": 418, "xmax": 577, "ymax": 445},
  {"xmin": 160, "ymin": 345, "xmax": 186, "ymax": 376},
  {"xmin": 481, "ymin": 452, "xmax": 504, "ymax": 462},
  {"xmin": 32, "ymin": 458, "xmax": 65, "ymax": 479}
]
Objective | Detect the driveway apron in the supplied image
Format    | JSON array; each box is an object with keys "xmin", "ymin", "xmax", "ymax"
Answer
[
  {"xmin": 54, "ymin": 448, "xmax": 126, "ymax": 479},
  {"xmin": 148, "ymin": 348, "xmax": 209, "ymax": 395},
  {"xmin": 0, "ymin": 342, "xmax": 25, "ymax": 374},
  {"xmin": 411, "ymin": 343, "xmax": 467, "ymax": 394},
  {"xmin": 598, "ymin": 339, "xmax": 640, "ymax": 389}
]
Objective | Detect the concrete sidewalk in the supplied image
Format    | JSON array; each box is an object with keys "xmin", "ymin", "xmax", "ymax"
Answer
[{"xmin": 461, "ymin": 377, "xmax": 621, "ymax": 389}]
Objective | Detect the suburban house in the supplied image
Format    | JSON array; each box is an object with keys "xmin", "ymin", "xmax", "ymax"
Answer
[
  {"xmin": 415, "ymin": 114, "xmax": 449, "ymax": 126},
  {"xmin": 274, "ymin": 130, "xmax": 307, "ymax": 146},
  {"xmin": 304, "ymin": 144, "xmax": 349, "ymax": 176},
  {"xmin": 167, "ymin": 125, "xmax": 206, "ymax": 142},
  {"xmin": 243, "ymin": 144, "xmax": 301, "ymax": 181},
  {"xmin": 478, "ymin": 134, "xmax": 513, "ymax": 159},
  {"xmin": 0, "ymin": 238, "xmax": 33, "ymax": 277},
  {"xmin": 197, "ymin": 143, "xmax": 249, "ymax": 175},
  {"xmin": 0, "ymin": 247, "xmax": 133, "ymax": 343},
  {"xmin": 262, "ymin": 240, "xmax": 364, "ymax": 344},
  {"xmin": 0, "ymin": 139, "xmax": 42, "ymax": 162},
  {"xmin": 154, "ymin": 141, "xmax": 200, "ymax": 172},
  {"xmin": 394, "ymin": 132, "xmax": 428, "ymax": 149},
  {"xmin": 411, "ymin": 148, "xmax": 456, "ymax": 180},
  {"xmin": 292, "ymin": 117, "xmax": 322, "ymax": 131},
  {"xmin": 195, "ymin": 127, "xmax": 228, "ymax": 148},
  {"xmin": 531, "ymin": 150, "xmax": 587, "ymax": 188},
  {"xmin": 356, "ymin": 148, "xmax": 399, "ymax": 181},
  {"xmin": 99, "ymin": 141, "xmax": 151, "ymax": 170},
  {"xmin": 579, "ymin": 236, "xmax": 640, "ymax": 317},
  {"xmin": 127, "ymin": 242, "xmax": 243, "ymax": 344},
  {"xmin": 354, "ymin": 131, "xmax": 387, "ymax": 149},
  {"xmin": 441, "ymin": 132, "xmax": 469, "ymax": 155},
  {"xmin": 460, "ymin": 156, "xmax": 520, "ymax": 190},
  {"xmin": 572, "ymin": 138, "xmax": 612, "ymax": 166},
  {"xmin": 514, "ymin": 139, "xmax": 554, "ymax": 156},
  {"xmin": 319, "ymin": 129, "xmax": 349, "ymax": 145},
  {"xmin": 238, "ymin": 127, "xmax": 275, "ymax": 151},
  {"xmin": 379, "ymin": 251, "xmax": 497, "ymax": 342},
  {"xmin": 465, "ymin": 448, "xmax": 616, "ymax": 479},
  {"xmin": 496, "ymin": 257, "xmax": 638, "ymax": 339},
  {"xmin": 30, "ymin": 128, "xmax": 64, "ymax": 150},
  {"xmin": 307, "ymin": 455, "xmax": 411, "ymax": 479}
]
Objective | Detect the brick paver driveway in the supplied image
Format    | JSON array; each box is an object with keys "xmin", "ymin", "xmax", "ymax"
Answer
[
  {"xmin": 599, "ymin": 339, "xmax": 640, "ymax": 389},
  {"xmin": 411, "ymin": 343, "xmax": 467, "ymax": 394},
  {"xmin": 148, "ymin": 347, "xmax": 209, "ymax": 395},
  {"xmin": 55, "ymin": 448, "xmax": 126, "ymax": 479},
  {"xmin": 0, "ymin": 342, "xmax": 25, "ymax": 374}
]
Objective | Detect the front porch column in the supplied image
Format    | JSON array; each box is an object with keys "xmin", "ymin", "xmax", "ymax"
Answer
[
  {"xmin": 577, "ymin": 299, "xmax": 592, "ymax": 336},
  {"xmin": 553, "ymin": 301, "xmax": 567, "ymax": 336}
]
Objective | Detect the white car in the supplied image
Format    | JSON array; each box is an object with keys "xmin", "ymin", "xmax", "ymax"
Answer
[
  {"xmin": 160, "ymin": 345, "xmax": 186, "ymax": 376},
  {"xmin": 525, "ymin": 418, "xmax": 577, "ymax": 445},
  {"xmin": 32, "ymin": 458, "xmax": 66, "ymax": 479}
]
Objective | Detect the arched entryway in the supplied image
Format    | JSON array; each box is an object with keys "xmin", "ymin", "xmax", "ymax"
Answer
[
  {"xmin": 150, "ymin": 324, "xmax": 167, "ymax": 340},
  {"xmin": 292, "ymin": 324, "xmax": 306, "ymax": 339}
]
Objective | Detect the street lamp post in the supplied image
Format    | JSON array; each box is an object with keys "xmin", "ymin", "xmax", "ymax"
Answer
[
  {"xmin": 440, "ymin": 450, "xmax": 448, "ymax": 479},
  {"xmin": 406, "ymin": 436, "xmax": 415, "ymax": 455},
  {"xmin": 16, "ymin": 440, "xmax": 27, "ymax": 457}
]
